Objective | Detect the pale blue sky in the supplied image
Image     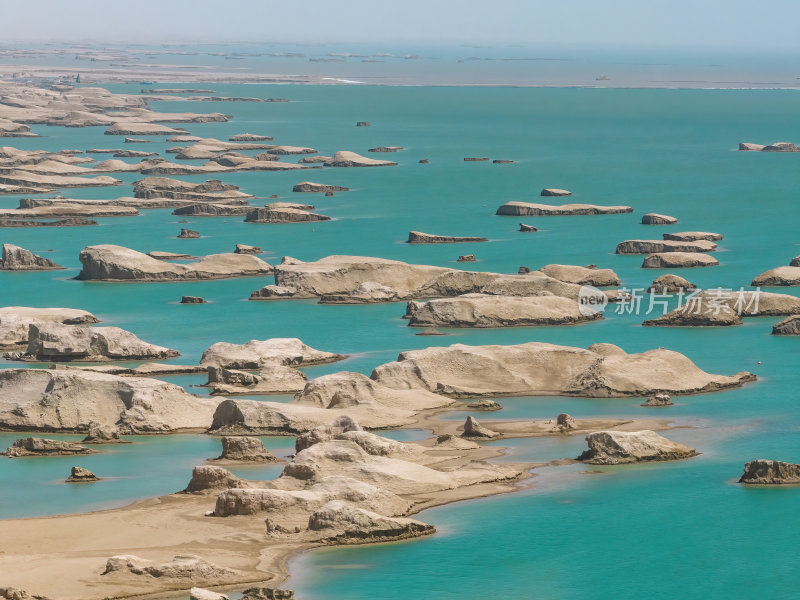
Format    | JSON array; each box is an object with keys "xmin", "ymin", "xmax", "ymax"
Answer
[{"xmin": 5, "ymin": 0, "xmax": 800, "ymax": 49}]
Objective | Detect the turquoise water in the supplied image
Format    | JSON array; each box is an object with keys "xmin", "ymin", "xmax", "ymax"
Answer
[
  {"xmin": 2, "ymin": 84, "xmax": 800, "ymax": 598},
  {"xmin": 0, "ymin": 433, "xmax": 293, "ymax": 518}
]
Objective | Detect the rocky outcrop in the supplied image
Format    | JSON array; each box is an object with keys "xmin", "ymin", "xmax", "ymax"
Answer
[
  {"xmin": 616, "ymin": 239, "xmax": 717, "ymax": 254},
  {"xmin": 234, "ymin": 244, "xmax": 261, "ymax": 254},
  {"xmin": 641, "ymin": 393, "xmax": 673, "ymax": 406},
  {"xmin": 642, "ymin": 300, "xmax": 742, "ymax": 327},
  {"xmin": 216, "ymin": 436, "xmax": 277, "ymax": 462},
  {"xmin": 0, "ymin": 171, "xmax": 121, "ymax": 188},
  {"xmin": 190, "ymin": 588, "xmax": 229, "ymax": 600},
  {"xmin": 172, "ymin": 204, "xmax": 250, "ymax": 216},
  {"xmin": 519, "ymin": 223, "xmax": 537, "ymax": 232},
  {"xmin": 252, "ymin": 256, "xmax": 451, "ymax": 300},
  {"xmin": 101, "ymin": 554, "xmax": 242, "ymax": 583},
  {"xmin": 185, "ymin": 465, "xmax": 246, "ymax": 492},
  {"xmin": 773, "ymin": 315, "xmax": 800, "ymax": 335},
  {"xmin": 647, "ymin": 274, "xmax": 696, "ymax": 293},
  {"xmin": 208, "ymin": 372, "xmax": 452, "ymax": 434},
  {"xmin": 1, "ymin": 437, "xmax": 94, "ymax": 457},
  {"xmin": 642, "ymin": 252, "xmax": 719, "ymax": 268},
  {"xmin": 540, "ymin": 188, "xmax": 571, "ymax": 196},
  {"xmin": 368, "ymin": 147, "xmax": 403, "ymax": 153},
  {"xmin": 133, "ymin": 177, "xmax": 249, "ymax": 201},
  {"xmin": 752, "ymin": 266, "xmax": 800, "ymax": 287},
  {"xmin": 662, "ymin": 231, "xmax": 723, "ymax": 242},
  {"xmin": 461, "ymin": 416, "xmax": 498, "ymax": 439},
  {"xmin": 641, "ymin": 213, "xmax": 677, "ymax": 225},
  {"xmin": 578, "ymin": 430, "xmax": 697, "ymax": 464},
  {"xmin": 66, "ymin": 466, "xmax": 100, "ymax": 482},
  {"xmin": 739, "ymin": 460, "xmax": 800, "ymax": 484},
  {"xmin": 739, "ymin": 142, "xmax": 765, "ymax": 151},
  {"xmin": 77, "ymin": 245, "xmax": 272, "ymax": 281},
  {"xmin": 181, "ymin": 296, "xmax": 206, "ymax": 304},
  {"xmin": 230, "ymin": 133, "xmax": 273, "ymax": 141},
  {"xmin": 0, "ymin": 307, "xmax": 98, "ymax": 349},
  {"xmin": 292, "ymin": 182, "xmax": 349, "ymax": 193},
  {"xmin": 406, "ymin": 294, "xmax": 601, "ymax": 328},
  {"xmin": 324, "ymin": 151, "xmax": 397, "ymax": 167},
  {"xmin": 556, "ymin": 413, "xmax": 576, "ymax": 431},
  {"xmin": 763, "ymin": 142, "xmax": 799, "ymax": 152},
  {"xmin": 319, "ymin": 282, "xmax": 400, "ymax": 304},
  {"xmin": 294, "ymin": 416, "xmax": 363, "ymax": 452},
  {"xmin": 0, "ymin": 217, "xmax": 97, "ymax": 227},
  {"xmin": 244, "ymin": 207, "xmax": 330, "ymax": 223},
  {"xmin": 240, "ymin": 589, "xmax": 294, "ymax": 600},
  {"xmin": 538, "ymin": 264, "xmax": 620, "ymax": 287},
  {"xmin": 201, "ymin": 338, "xmax": 344, "ymax": 369},
  {"xmin": 0, "ymin": 368, "xmax": 220, "ymax": 433},
  {"xmin": 308, "ymin": 500, "xmax": 434, "ymax": 544},
  {"xmin": 206, "ymin": 364, "xmax": 308, "ymax": 395},
  {"xmin": 105, "ymin": 123, "xmax": 189, "ymax": 136},
  {"xmin": 178, "ymin": 229, "xmax": 200, "ymax": 239},
  {"xmin": 11, "ymin": 322, "xmax": 179, "ymax": 362},
  {"xmin": 0, "ymin": 588, "xmax": 51, "ymax": 600},
  {"xmin": 648, "ymin": 290, "xmax": 800, "ymax": 326},
  {"xmin": 0, "ymin": 244, "xmax": 63, "ymax": 270},
  {"xmin": 496, "ymin": 201, "xmax": 633, "ymax": 216},
  {"xmin": 407, "ymin": 231, "xmax": 488, "ymax": 244},
  {"xmin": 371, "ymin": 342, "xmax": 755, "ymax": 398},
  {"xmin": 214, "ymin": 475, "xmax": 410, "ymax": 518},
  {"xmin": 81, "ymin": 421, "xmax": 124, "ymax": 443}
]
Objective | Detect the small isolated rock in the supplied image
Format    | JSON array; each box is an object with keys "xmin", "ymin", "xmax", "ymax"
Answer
[
  {"xmin": 739, "ymin": 459, "xmax": 800, "ymax": 484},
  {"xmin": 178, "ymin": 229, "xmax": 200, "ymax": 239},
  {"xmin": 493, "ymin": 159, "xmax": 515, "ymax": 164},
  {"xmin": 240, "ymin": 588, "xmax": 294, "ymax": 600},
  {"xmin": 234, "ymin": 244, "xmax": 262, "ymax": 254},
  {"xmin": 181, "ymin": 296, "xmax": 207, "ymax": 304},
  {"xmin": 416, "ymin": 327, "xmax": 445, "ymax": 336},
  {"xmin": 641, "ymin": 213, "xmax": 678, "ymax": 225},
  {"xmin": 541, "ymin": 188, "xmax": 571, "ymax": 197},
  {"xmin": 218, "ymin": 436, "xmax": 277, "ymax": 462},
  {"xmin": 641, "ymin": 393, "xmax": 673, "ymax": 406},
  {"xmin": 556, "ymin": 413, "xmax": 576, "ymax": 431},
  {"xmin": 418, "ymin": 159, "xmax": 429, "ymax": 164},
  {"xmin": 647, "ymin": 274, "xmax": 696, "ymax": 293},
  {"xmin": 464, "ymin": 157, "xmax": 490, "ymax": 162},
  {"xmin": 356, "ymin": 121, "xmax": 370, "ymax": 127},
  {"xmin": 773, "ymin": 315, "xmax": 800, "ymax": 335},
  {"xmin": 457, "ymin": 254, "xmax": 476, "ymax": 262},
  {"xmin": 66, "ymin": 466, "xmax": 100, "ymax": 482},
  {"xmin": 190, "ymin": 588, "xmax": 229, "ymax": 600},
  {"xmin": 519, "ymin": 223, "xmax": 537, "ymax": 232},
  {"xmin": 518, "ymin": 266, "xmax": 531, "ymax": 274},
  {"xmin": 461, "ymin": 415, "xmax": 499, "ymax": 439},
  {"xmin": 466, "ymin": 399, "xmax": 502, "ymax": 411},
  {"xmin": 324, "ymin": 191, "xmax": 334, "ymax": 197}
]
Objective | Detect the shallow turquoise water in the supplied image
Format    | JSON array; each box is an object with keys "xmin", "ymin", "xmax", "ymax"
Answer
[{"xmin": 2, "ymin": 84, "xmax": 800, "ymax": 598}]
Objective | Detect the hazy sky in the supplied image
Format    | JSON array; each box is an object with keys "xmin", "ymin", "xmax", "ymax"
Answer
[{"xmin": 5, "ymin": 0, "xmax": 800, "ymax": 49}]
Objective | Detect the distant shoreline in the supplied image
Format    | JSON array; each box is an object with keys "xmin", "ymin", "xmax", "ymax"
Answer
[{"xmin": 2, "ymin": 63, "xmax": 800, "ymax": 90}]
